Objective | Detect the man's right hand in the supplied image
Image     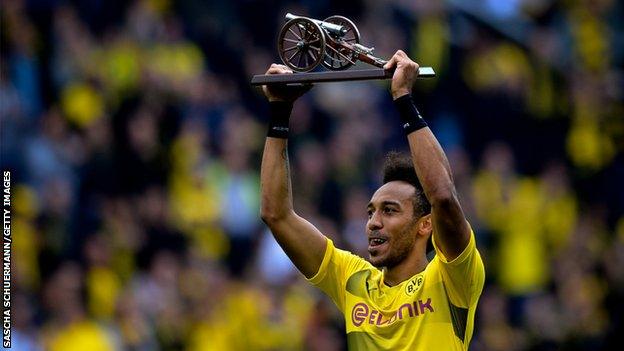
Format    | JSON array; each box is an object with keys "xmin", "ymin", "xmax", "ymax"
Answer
[{"xmin": 262, "ymin": 64, "xmax": 313, "ymax": 102}]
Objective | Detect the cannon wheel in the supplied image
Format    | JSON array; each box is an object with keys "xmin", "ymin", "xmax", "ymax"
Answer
[
  {"xmin": 321, "ymin": 15, "xmax": 360, "ymax": 70},
  {"xmin": 278, "ymin": 18, "xmax": 326, "ymax": 72}
]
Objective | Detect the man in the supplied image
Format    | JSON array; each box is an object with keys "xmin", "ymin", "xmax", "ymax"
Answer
[{"xmin": 260, "ymin": 50, "xmax": 485, "ymax": 350}]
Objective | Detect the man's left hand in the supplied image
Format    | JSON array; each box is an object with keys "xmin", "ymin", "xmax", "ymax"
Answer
[{"xmin": 384, "ymin": 50, "xmax": 420, "ymax": 100}]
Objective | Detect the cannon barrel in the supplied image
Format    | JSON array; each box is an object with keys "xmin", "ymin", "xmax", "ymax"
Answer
[{"xmin": 285, "ymin": 13, "xmax": 347, "ymax": 36}]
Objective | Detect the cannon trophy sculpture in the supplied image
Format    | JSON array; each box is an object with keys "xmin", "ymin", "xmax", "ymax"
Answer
[
  {"xmin": 251, "ymin": 13, "xmax": 435, "ymax": 85},
  {"xmin": 279, "ymin": 13, "xmax": 384, "ymax": 72}
]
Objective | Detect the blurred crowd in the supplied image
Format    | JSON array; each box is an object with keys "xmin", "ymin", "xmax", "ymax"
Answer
[{"xmin": 1, "ymin": 0, "xmax": 623, "ymax": 350}]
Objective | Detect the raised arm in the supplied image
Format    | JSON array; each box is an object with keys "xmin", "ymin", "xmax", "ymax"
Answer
[
  {"xmin": 384, "ymin": 51, "xmax": 470, "ymax": 260},
  {"xmin": 259, "ymin": 64, "xmax": 327, "ymax": 278}
]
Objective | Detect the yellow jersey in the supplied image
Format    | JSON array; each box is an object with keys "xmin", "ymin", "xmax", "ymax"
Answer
[{"xmin": 308, "ymin": 230, "xmax": 485, "ymax": 350}]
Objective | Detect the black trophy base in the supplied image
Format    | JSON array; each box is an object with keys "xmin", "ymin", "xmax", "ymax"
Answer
[{"xmin": 250, "ymin": 67, "xmax": 435, "ymax": 86}]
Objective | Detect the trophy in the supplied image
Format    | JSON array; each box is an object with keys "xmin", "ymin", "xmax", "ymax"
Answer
[{"xmin": 251, "ymin": 13, "xmax": 435, "ymax": 85}]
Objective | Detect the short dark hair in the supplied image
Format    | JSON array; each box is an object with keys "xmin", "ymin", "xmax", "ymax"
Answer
[{"xmin": 382, "ymin": 151, "xmax": 431, "ymax": 219}]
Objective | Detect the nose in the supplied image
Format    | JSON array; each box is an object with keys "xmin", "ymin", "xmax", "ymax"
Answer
[{"xmin": 367, "ymin": 211, "xmax": 382, "ymax": 231}]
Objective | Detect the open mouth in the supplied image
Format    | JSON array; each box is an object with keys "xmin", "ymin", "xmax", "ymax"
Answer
[
  {"xmin": 369, "ymin": 238, "xmax": 387, "ymax": 247},
  {"xmin": 368, "ymin": 238, "xmax": 388, "ymax": 255}
]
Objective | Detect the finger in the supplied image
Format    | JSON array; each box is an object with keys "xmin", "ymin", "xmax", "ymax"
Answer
[
  {"xmin": 384, "ymin": 54, "xmax": 399, "ymax": 70},
  {"xmin": 412, "ymin": 61, "xmax": 420, "ymax": 72},
  {"xmin": 266, "ymin": 66, "xmax": 294, "ymax": 75},
  {"xmin": 266, "ymin": 63, "xmax": 293, "ymax": 71},
  {"xmin": 266, "ymin": 63, "xmax": 279, "ymax": 73},
  {"xmin": 385, "ymin": 49, "xmax": 410, "ymax": 69},
  {"xmin": 272, "ymin": 64, "xmax": 293, "ymax": 73},
  {"xmin": 277, "ymin": 64, "xmax": 291, "ymax": 70},
  {"xmin": 266, "ymin": 65, "xmax": 278, "ymax": 74},
  {"xmin": 267, "ymin": 66, "xmax": 285, "ymax": 74}
]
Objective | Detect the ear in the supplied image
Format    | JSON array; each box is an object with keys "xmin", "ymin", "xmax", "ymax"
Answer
[{"xmin": 417, "ymin": 214, "xmax": 432, "ymax": 238}]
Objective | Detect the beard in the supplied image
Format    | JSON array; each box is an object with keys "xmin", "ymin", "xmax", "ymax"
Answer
[{"xmin": 369, "ymin": 221, "xmax": 417, "ymax": 269}]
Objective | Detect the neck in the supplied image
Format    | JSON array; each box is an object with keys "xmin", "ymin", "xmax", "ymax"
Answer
[{"xmin": 383, "ymin": 249, "xmax": 429, "ymax": 287}]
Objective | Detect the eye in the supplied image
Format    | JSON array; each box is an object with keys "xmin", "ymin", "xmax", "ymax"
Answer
[
  {"xmin": 383, "ymin": 207, "xmax": 397, "ymax": 214},
  {"xmin": 367, "ymin": 209, "xmax": 373, "ymax": 218}
]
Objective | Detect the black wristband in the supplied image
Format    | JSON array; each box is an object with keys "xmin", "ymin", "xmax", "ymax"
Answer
[
  {"xmin": 393, "ymin": 94, "xmax": 428, "ymax": 135},
  {"xmin": 267, "ymin": 101, "xmax": 293, "ymax": 139}
]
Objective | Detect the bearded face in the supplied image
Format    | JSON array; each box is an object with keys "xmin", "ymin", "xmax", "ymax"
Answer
[{"xmin": 366, "ymin": 181, "xmax": 421, "ymax": 269}]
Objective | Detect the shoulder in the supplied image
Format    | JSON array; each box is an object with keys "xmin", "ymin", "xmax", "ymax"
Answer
[
  {"xmin": 308, "ymin": 239, "xmax": 374, "ymax": 284},
  {"xmin": 432, "ymin": 227, "xmax": 481, "ymax": 267}
]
